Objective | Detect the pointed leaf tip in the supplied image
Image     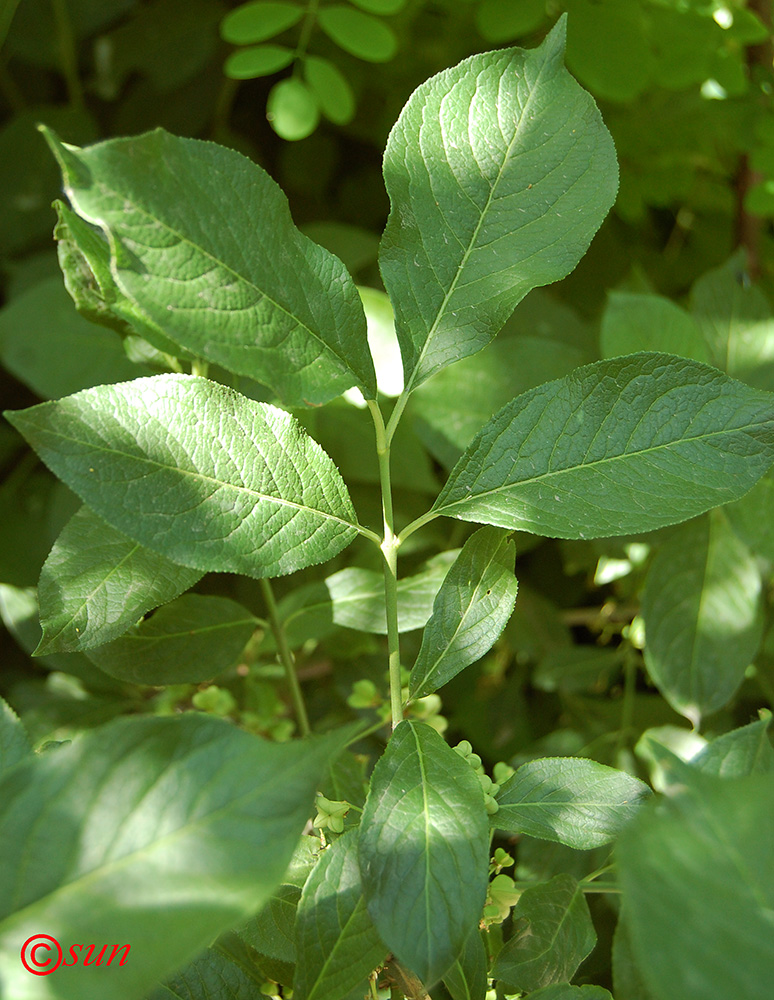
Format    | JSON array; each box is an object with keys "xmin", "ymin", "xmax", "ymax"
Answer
[{"xmin": 38, "ymin": 124, "xmax": 91, "ymax": 191}]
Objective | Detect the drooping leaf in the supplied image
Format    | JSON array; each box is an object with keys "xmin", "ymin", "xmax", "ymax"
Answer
[
  {"xmin": 318, "ymin": 5, "xmax": 397, "ymax": 62},
  {"xmin": 494, "ymin": 757, "xmax": 651, "ymax": 849},
  {"xmin": 379, "ymin": 17, "xmax": 617, "ymax": 392},
  {"xmin": 221, "ymin": 1, "xmax": 304, "ymax": 44},
  {"xmin": 617, "ymin": 772, "xmax": 774, "ymax": 1000},
  {"xmin": 0, "ymin": 697, "xmax": 31, "ymax": 777},
  {"xmin": 0, "ymin": 715, "xmax": 347, "ymax": 1000},
  {"xmin": 692, "ymin": 715, "xmax": 774, "ymax": 777},
  {"xmin": 294, "ymin": 831, "xmax": 386, "ymax": 1000},
  {"xmin": 359, "ymin": 720, "xmax": 489, "ymax": 986},
  {"xmin": 5, "ymin": 375, "xmax": 361, "ymax": 580},
  {"xmin": 429, "ymin": 354, "xmax": 774, "ymax": 539},
  {"xmin": 86, "ymin": 594, "xmax": 258, "ymax": 685},
  {"xmin": 600, "ymin": 291, "xmax": 710, "ymax": 364},
  {"xmin": 491, "ymin": 873, "xmax": 596, "ymax": 992},
  {"xmin": 304, "ymin": 57, "xmax": 356, "ymax": 125},
  {"xmin": 42, "ymin": 127, "xmax": 376, "ymax": 405},
  {"xmin": 36, "ymin": 505, "xmax": 203, "ymax": 654},
  {"xmin": 267, "ymin": 78, "xmax": 321, "ymax": 141},
  {"xmin": 442, "ymin": 928, "xmax": 488, "ymax": 1000},
  {"xmin": 641, "ymin": 511, "xmax": 764, "ymax": 723},
  {"xmin": 409, "ymin": 526, "xmax": 518, "ymax": 699},
  {"xmin": 148, "ymin": 944, "xmax": 265, "ymax": 1000}
]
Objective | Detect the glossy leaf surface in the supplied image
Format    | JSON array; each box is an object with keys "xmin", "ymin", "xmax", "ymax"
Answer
[
  {"xmin": 0, "ymin": 715, "xmax": 344, "ymax": 1000},
  {"xmin": 409, "ymin": 526, "xmax": 518, "ymax": 699},
  {"xmin": 148, "ymin": 945, "xmax": 265, "ymax": 1000},
  {"xmin": 641, "ymin": 512, "xmax": 764, "ymax": 722},
  {"xmin": 380, "ymin": 17, "xmax": 617, "ymax": 391},
  {"xmin": 359, "ymin": 721, "xmax": 488, "ymax": 985},
  {"xmin": 5, "ymin": 375, "xmax": 360, "ymax": 579},
  {"xmin": 43, "ymin": 127, "xmax": 376, "ymax": 405},
  {"xmin": 37, "ymin": 505, "xmax": 202, "ymax": 654},
  {"xmin": 294, "ymin": 831, "xmax": 385, "ymax": 1000},
  {"xmin": 430, "ymin": 354, "xmax": 774, "ymax": 539},
  {"xmin": 491, "ymin": 874, "xmax": 596, "ymax": 992},
  {"xmin": 495, "ymin": 757, "xmax": 651, "ymax": 849},
  {"xmin": 442, "ymin": 929, "xmax": 488, "ymax": 1000}
]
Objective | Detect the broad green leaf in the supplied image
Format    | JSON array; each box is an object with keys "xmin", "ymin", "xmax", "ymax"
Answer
[
  {"xmin": 42, "ymin": 127, "xmax": 376, "ymax": 405},
  {"xmin": 528, "ymin": 987, "xmax": 613, "ymax": 1000},
  {"xmin": 411, "ymin": 333, "xmax": 585, "ymax": 462},
  {"xmin": 0, "ymin": 697, "xmax": 31, "ymax": 777},
  {"xmin": 86, "ymin": 594, "xmax": 258, "ymax": 685},
  {"xmin": 641, "ymin": 511, "xmax": 764, "ymax": 723},
  {"xmin": 241, "ymin": 883, "xmax": 300, "ymax": 963},
  {"xmin": 600, "ymin": 291, "xmax": 710, "ymax": 364},
  {"xmin": 0, "ymin": 715, "xmax": 347, "ymax": 1000},
  {"xmin": 409, "ymin": 526, "xmax": 518, "ymax": 699},
  {"xmin": 224, "ymin": 43, "xmax": 294, "ymax": 78},
  {"xmin": 318, "ymin": 6, "xmax": 397, "ymax": 62},
  {"xmin": 148, "ymin": 945, "xmax": 265, "ymax": 1000},
  {"xmin": 36, "ymin": 505, "xmax": 203, "ymax": 654},
  {"xmin": 379, "ymin": 17, "xmax": 617, "ymax": 392},
  {"xmin": 612, "ymin": 911, "xmax": 657, "ymax": 1000},
  {"xmin": 692, "ymin": 715, "xmax": 774, "ymax": 777},
  {"xmin": 268, "ymin": 78, "xmax": 321, "ymax": 141},
  {"xmin": 495, "ymin": 757, "xmax": 652, "ymax": 849},
  {"xmin": 273, "ymin": 553, "xmax": 457, "ymax": 647},
  {"xmin": 726, "ymin": 463, "xmax": 774, "ymax": 560},
  {"xmin": 54, "ymin": 200, "xmax": 191, "ymax": 361},
  {"xmin": 5, "ymin": 375, "xmax": 361, "ymax": 579},
  {"xmin": 359, "ymin": 720, "xmax": 489, "ymax": 986},
  {"xmin": 430, "ymin": 354, "xmax": 774, "ymax": 539},
  {"xmin": 617, "ymin": 772, "xmax": 774, "ymax": 1000},
  {"xmin": 442, "ymin": 929, "xmax": 488, "ymax": 1000},
  {"xmin": 304, "ymin": 56, "xmax": 356, "ymax": 126},
  {"xmin": 294, "ymin": 831, "xmax": 386, "ymax": 1000},
  {"xmin": 221, "ymin": 1, "xmax": 304, "ymax": 44},
  {"xmin": 0, "ymin": 276, "xmax": 145, "ymax": 399},
  {"xmin": 491, "ymin": 873, "xmax": 596, "ymax": 992}
]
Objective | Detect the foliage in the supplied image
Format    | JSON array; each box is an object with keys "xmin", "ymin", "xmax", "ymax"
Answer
[{"xmin": 2, "ymin": 4, "xmax": 774, "ymax": 1000}]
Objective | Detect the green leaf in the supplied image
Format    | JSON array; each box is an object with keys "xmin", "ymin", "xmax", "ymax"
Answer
[
  {"xmin": 532, "ymin": 647, "xmax": 623, "ymax": 694},
  {"xmin": 224, "ymin": 43, "xmax": 295, "ymax": 78},
  {"xmin": 409, "ymin": 526, "xmax": 518, "ymax": 699},
  {"xmin": 612, "ymin": 911, "xmax": 657, "ymax": 1000},
  {"xmin": 0, "ymin": 715, "xmax": 346, "ymax": 1000},
  {"xmin": 429, "ymin": 354, "xmax": 774, "ymax": 539},
  {"xmin": 475, "ymin": 0, "xmax": 547, "ymax": 42},
  {"xmin": 36, "ymin": 505, "xmax": 203, "ymax": 654},
  {"xmin": 491, "ymin": 873, "xmax": 597, "ymax": 992},
  {"xmin": 600, "ymin": 291, "xmax": 710, "ymax": 364},
  {"xmin": 527, "ymin": 986, "xmax": 613, "ymax": 1000},
  {"xmin": 0, "ymin": 697, "xmax": 31, "ymax": 777},
  {"xmin": 359, "ymin": 720, "xmax": 489, "ymax": 985},
  {"xmin": 565, "ymin": 0, "xmax": 653, "ymax": 102},
  {"xmin": 268, "ymin": 77, "xmax": 320, "ymax": 140},
  {"xmin": 617, "ymin": 772, "xmax": 774, "ymax": 1000},
  {"xmin": 442, "ymin": 929, "xmax": 488, "ymax": 1000},
  {"xmin": 692, "ymin": 715, "xmax": 774, "ymax": 777},
  {"xmin": 42, "ymin": 127, "xmax": 376, "ymax": 406},
  {"xmin": 318, "ymin": 5, "xmax": 397, "ymax": 62},
  {"xmin": 495, "ymin": 757, "xmax": 652, "ymax": 849},
  {"xmin": 379, "ymin": 17, "xmax": 617, "ymax": 392},
  {"xmin": 641, "ymin": 511, "xmax": 764, "ymax": 723},
  {"xmin": 148, "ymin": 945, "xmax": 265, "ymax": 1000},
  {"xmin": 0, "ymin": 276, "xmax": 146, "ymax": 399},
  {"xmin": 221, "ymin": 1, "xmax": 304, "ymax": 44},
  {"xmin": 726, "ymin": 465, "xmax": 774, "ymax": 561},
  {"xmin": 4, "ymin": 375, "xmax": 361, "ymax": 579},
  {"xmin": 241, "ymin": 883, "xmax": 300, "ymax": 963},
  {"xmin": 294, "ymin": 830, "xmax": 386, "ymax": 1000},
  {"xmin": 86, "ymin": 594, "xmax": 258, "ymax": 685},
  {"xmin": 304, "ymin": 56, "xmax": 356, "ymax": 125},
  {"xmin": 348, "ymin": 0, "xmax": 406, "ymax": 14}
]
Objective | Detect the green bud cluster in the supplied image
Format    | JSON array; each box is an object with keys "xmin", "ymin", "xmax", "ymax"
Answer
[
  {"xmin": 453, "ymin": 740, "xmax": 500, "ymax": 814},
  {"xmin": 313, "ymin": 793, "xmax": 350, "ymax": 834}
]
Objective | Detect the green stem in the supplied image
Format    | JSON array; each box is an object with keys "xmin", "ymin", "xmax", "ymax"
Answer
[
  {"xmin": 397, "ymin": 507, "xmax": 439, "ymax": 546},
  {"xmin": 294, "ymin": 0, "xmax": 320, "ymax": 62},
  {"xmin": 368, "ymin": 399, "xmax": 403, "ymax": 731},
  {"xmin": 51, "ymin": 0, "xmax": 83, "ymax": 109},
  {"xmin": 260, "ymin": 578, "xmax": 311, "ymax": 737},
  {"xmin": 191, "ymin": 358, "xmax": 209, "ymax": 378},
  {"xmin": 384, "ymin": 389, "xmax": 410, "ymax": 444}
]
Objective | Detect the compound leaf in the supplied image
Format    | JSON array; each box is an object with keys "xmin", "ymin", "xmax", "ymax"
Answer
[
  {"xmin": 221, "ymin": 2, "xmax": 304, "ymax": 44},
  {"xmin": 42, "ymin": 127, "xmax": 375, "ymax": 406},
  {"xmin": 359, "ymin": 721, "xmax": 488, "ymax": 986},
  {"xmin": 37, "ymin": 505, "xmax": 202, "ymax": 654},
  {"xmin": 430, "ymin": 354, "xmax": 774, "ymax": 539},
  {"xmin": 318, "ymin": 6, "xmax": 397, "ymax": 62},
  {"xmin": 380, "ymin": 16, "xmax": 617, "ymax": 392},
  {"xmin": 5, "ymin": 375, "xmax": 361, "ymax": 579},
  {"xmin": 409, "ymin": 526, "xmax": 518, "ymax": 699},
  {"xmin": 495, "ymin": 757, "xmax": 652, "ymax": 849}
]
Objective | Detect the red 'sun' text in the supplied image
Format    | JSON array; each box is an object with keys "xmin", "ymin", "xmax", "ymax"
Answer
[{"xmin": 20, "ymin": 935, "xmax": 130, "ymax": 976}]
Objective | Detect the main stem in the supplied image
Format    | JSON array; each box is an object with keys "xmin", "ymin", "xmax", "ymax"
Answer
[
  {"xmin": 260, "ymin": 578, "xmax": 311, "ymax": 737},
  {"xmin": 368, "ymin": 399, "xmax": 403, "ymax": 730}
]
